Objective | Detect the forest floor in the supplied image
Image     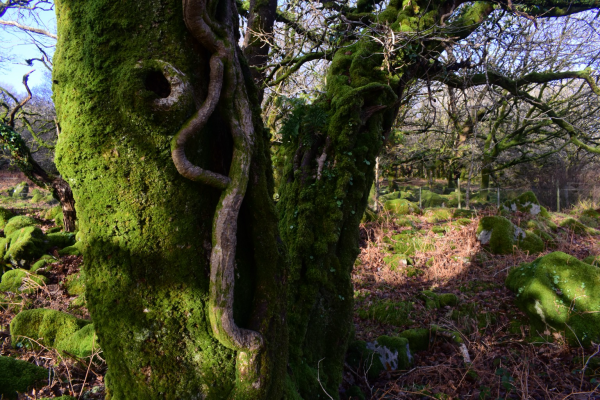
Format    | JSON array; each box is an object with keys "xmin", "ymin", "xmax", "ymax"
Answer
[
  {"xmin": 1, "ymin": 183, "xmax": 599, "ymax": 399},
  {"xmin": 344, "ymin": 203, "xmax": 600, "ymax": 399}
]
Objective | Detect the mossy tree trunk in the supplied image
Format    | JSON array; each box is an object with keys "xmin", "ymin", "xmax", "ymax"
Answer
[{"xmin": 53, "ymin": 0, "xmax": 286, "ymax": 398}]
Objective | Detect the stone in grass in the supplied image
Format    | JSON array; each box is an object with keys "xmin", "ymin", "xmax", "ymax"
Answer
[
  {"xmin": 366, "ymin": 335, "xmax": 413, "ymax": 371},
  {"xmin": 0, "ymin": 355, "xmax": 47, "ymax": 400},
  {"xmin": 418, "ymin": 290, "xmax": 458, "ymax": 309},
  {"xmin": 4, "ymin": 216, "xmax": 38, "ymax": 236},
  {"xmin": 0, "ymin": 269, "xmax": 47, "ymax": 293},
  {"xmin": 506, "ymin": 251, "xmax": 600, "ymax": 346},
  {"xmin": 560, "ymin": 218, "xmax": 599, "ymax": 236},
  {"xmin": 582, "ymin": 255, "xmax": 600, "ymax": 267},
  {"xmin": 10, "ymin": 309, "xmax": 97, "ymax": 358},
  {"xmin": 383, "ymin": 199, "xmax": 419, "ymax": 215},
  {"xmin": 346, "ymin": 340, "xmax": 384, "ymax": 379},
  {"xmin": 502, "ymin": 191, "xmax": 550, "ymax": 217}
]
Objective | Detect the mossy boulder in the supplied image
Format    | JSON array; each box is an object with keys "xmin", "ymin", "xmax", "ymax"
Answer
[
  {"xmin": 367, "ymin": 335, "xmax": 412, "ymax": 371},
  {"xmin": 518, "ymin": 231, "xmax": 545, "ymax": 254},
  {"xmin": 398, "ymin": 328, "xmax": 431, "ymax": 352},
  {"xmin": 346, "ymin": 340, "xmax": 384, "ymax": 379},
  {"xmin": 0, "ymin": 269, "xmax": 47, "ymax": 293},
  {"xmin": 420, "ymin": 190, "xmax": 445, "ymax": 207},
  {"xmin": 506, "ymin": 252, "xmax": 600, "ymax": 346},
  {"xmin": 579, "ymin": 209, "xmax": 600, "ymax": 229},
  {"xmin": 476, "ymin": 216, "xmax": 521, "ymax": 255},
  {"xmin": 0, "ymin": 208, "xmax": 15, "ymax": 229},
  {"xmin": 502, "ymin": 191, "xmax": 546, "ymax": 216},
  {"xmin": 10, "ymin": 309, "xmax": 97, "ymax": 358},
  {"xmin": 1, "ymin": 226, "xmax": 48, "ymax": 266},
  {"xmin": 46, "ymin": 232, "xmax": 76, "ymax": 249},
  {"xmin": 65, "ymin": 271, "xmax": 85, "ymax": 296},
  {"xmin": 30, "ymin": 255, "xmax": 58, "ymax": 273},
  {"xmin": 0, "ymin": 356, "xmax": 47, "ymax": 399},
  {"xmin": 4, "ymin": 216, "xmax": 38, "ymax": 237},
  {"xmin": 58, "ymin": 241, "xmax": 82, "ymax": 256},
  {"xmin": 453, "ymin": 209, "xmax": 475, "ymax": 218},
  {"xmin": 11, "ymin": 182, "xmax": 29, "ymax": 198},
  {"xmin": 424, "ymin": 208, "xmax": 452, "ymax": 223},
  {"xmin": 582, "ymin": 255, "xmax": 600, "ymax": 267},
  {"xmin": 383, "ymin": 199, "xmax": 419, "ymax": 215},
  {"xmin": 560, "ymin": 218, "xmax": 599, "ymax": 235},
  {"xmin": 30, "ymin": 189, "xmax": 43, "ymax": 203}
]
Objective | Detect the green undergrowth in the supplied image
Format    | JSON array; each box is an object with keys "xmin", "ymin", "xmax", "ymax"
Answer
[{"xmin": 357, "ymin": 299, "xmax": 414, "ymax": 326}]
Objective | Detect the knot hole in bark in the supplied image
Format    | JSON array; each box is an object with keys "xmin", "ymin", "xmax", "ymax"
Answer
[{"xmin": 145, "ymin": 70, "xmax": 171, "ymax": 98}]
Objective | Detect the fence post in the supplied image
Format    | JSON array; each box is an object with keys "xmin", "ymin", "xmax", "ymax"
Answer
[
  {"xmin": 497, "ymin": 187, "xmax": 500, "ymax": 209},
  {"xmin": 457, "ymin": 178, "xmax": 461, "ymax": 209},
  {"xmin": 419, "ymin": 187, "xmax": 422, "ymax": 209},
  {"xmin": 557, "ymin": 185, "xmax": 560, "ymax": 213}
]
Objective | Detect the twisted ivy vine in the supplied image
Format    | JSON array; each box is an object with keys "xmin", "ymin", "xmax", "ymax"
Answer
[{"xmin": 171, "ymin": 0, "xmax": 264, "ymax": 396}]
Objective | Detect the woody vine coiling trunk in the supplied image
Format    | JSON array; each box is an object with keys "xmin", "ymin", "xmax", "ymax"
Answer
[{"xmin": 172, "ymin": 0, "xmax": 264, "ymax": 395}]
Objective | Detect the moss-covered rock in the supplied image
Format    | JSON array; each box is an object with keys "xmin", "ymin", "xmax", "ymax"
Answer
[
  {"xmin": 65, "ymin": 271, "xmax": 85, "ymax": 296},
  {"xmin": 420, "ymin": 190, "xmax": 445, "ymax": 207},
  {"xmin": 30, "ymin": 189, "xmax": 44, "ymax": 203},
  {"xmin": 46, "ymin": 232, "xmax": 76, "ymax": 249},
  {"xmin": 579, "ymin": 209, "xmax": 600, "ymax": 229},
  {"xmin": 560, "ymin": 218, "xmax": 599, "ymax": 235},
  {"xmin": 58, "ymin": 241, "xmax": 82, "ymax": 256},
  {"xmin": 0, "ymin": 356, "xmax": 47, "ymax": 399},
  {"xmin": 346, "ymin": 340, "xmax": 384, "ymax": 379},
  {"xmin": 367, "ymin": 335, "xmax": 412, "ymax": 371},
  {"xmin": 398, "ymin": 328, "xmax": 431, "ymax": 352},
  {"xmin": 11, "ymin": 309, "xmax": 97, "ymax": 358},
  {"xmin": 4, "ymin": 216, "xmax": 38, "ymax": 237},
  {"xmin": 502, "ymin": 191, "xmax": 543, "ymax": 216},
  {"xmin": 476, "ymin": 216, "xmax": 521, "ymax": 255},
  {"xmin": 357, "ymin": 299, "xmax": 413, "ymax": 326},
  {"xmin": 12, "ymin": 182, "xmax": 29, "ymax": 198},
  {"xmin": 2, "ymin": 226, "xmax": 48, "ymax": 266},
  {"xmin": 424, "ymin": 208, "xmax": 452, "ymax": 223},
  {"xmin": 582, "ymin": 255, "xmax": 600, "ymax": 267},
  {"xmin": 0, "ymin": 269, "xmax": 47, "ymax": 293},
  {"xmin": 506, "ymin": 252, "xmax": 600, "ymax": 346},
  {"xmin": 30, "ymin": 255, "xmax": 58, "ymax": 273},
  {"xmin": 0, "ymin": 208, "xmax": 15, "ymax": 229},
  {"xmin": 518, "ymin": 231, "xmax": 545, "ymax": 254},
  {"xmin": 453, "ymin": 209, "xmax": 475, "ymax": 218},
  {"xmin": 383, "ymin": 198, "xmax": 419, "ymax": 215}
]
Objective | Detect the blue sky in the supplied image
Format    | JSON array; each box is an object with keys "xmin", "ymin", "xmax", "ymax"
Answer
[{"xmin": 0, "ymin": 4, "xmax": 56, "ymax": 95}]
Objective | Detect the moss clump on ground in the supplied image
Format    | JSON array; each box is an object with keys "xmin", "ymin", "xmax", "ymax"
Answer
[
  {"xmin": 0, "ymin": 269, "xmax": 47, "ymax": 293},
  {"xmin": 12, "ymin": 182, "xmax": 29, "ymax": 198},
  {"xmin": 43, "ymin": 206, "xmax": 61, "ymax": 221},
  {"xmin": 10, "ymin": 309, "xmax": 96, "ymax": 357},
  {"xmin": 0, "ymin": 208, "xmax": 15, "ymax": 229},
  {"xmin": 477, "ymin": 216, "xmax": 519, "ymax": 255},
  {"xmin": 0, "ymin": 355, "xmax": 47, "ymax": 399},
  {"xmin": 58, "ymin": 241, "xmax": 82, "ymax": 256},
  {"xmin": 357, "ymin": 299, "xmax": 413, "ymax": 326},
  {"xmin": 30, "ymin": 255, "xmax": 57, "ymax": 273},
  {"xmin": 560, "ymin": 218, "xmax": 599, "ymax": 235},
  {"xmin": 420, "ymin": 190, "xmax": 445, "ymax": 207},
  {"xmin": 346, "ymin": 340, "xmax": 385, "ymax": 379},
  {"xmin": 453, "ymin": 209, "xmax": 475, "ymax": 218},
  {"xmin": 506, "ymin": 251, "xmax": 600, "ymax": 346},
  {"xmin": 424, "ymin": 208, "xmax": 452, "ymax": 223},
  {"xmin": 4, "ymin": 216, "xmax": 37, "ymax": 236},
  {"xmin": 30, "ymin": 189, "xmax": 44, "ymax": 203},
  {"xmin": 384, "ymin": 199, "xmax": 419, "ymax": 215},
  {"xmin": 64, "ymin": 271, "xmax": 85, "ymax": 296},
  {"xmin": 418, "ymin": 290, "xmax": 458, "ymax": 309},
  {"xmin": 390, "ymin": 235, "xmax": 433, "ymax": 255}
]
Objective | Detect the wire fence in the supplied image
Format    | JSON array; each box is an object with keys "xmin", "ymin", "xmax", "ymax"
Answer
[{"xmin": 383, "ymin": 179, "xmax": 599, "ymax": 212}]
